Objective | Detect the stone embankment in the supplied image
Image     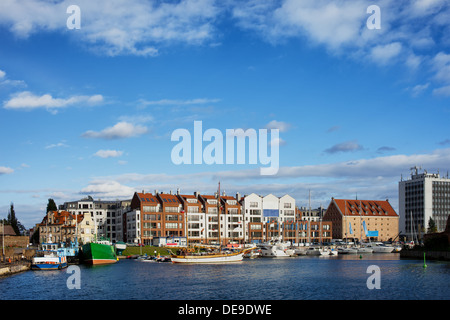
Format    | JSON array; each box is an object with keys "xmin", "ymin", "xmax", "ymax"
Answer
[
  {"xmin": 0, "ymin": 262, "xmax": 31, "ymax": 277},
  {"xmin": 400, "ymin": 249, "xmax": 450, "ymax": 261}
]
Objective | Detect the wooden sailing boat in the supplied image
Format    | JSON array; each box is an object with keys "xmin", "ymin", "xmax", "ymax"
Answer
[{"xmin": 171, "ymin": 182, "xmax": 256, "ymax": 263}]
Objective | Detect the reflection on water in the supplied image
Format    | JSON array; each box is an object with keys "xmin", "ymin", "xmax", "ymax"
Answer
[{"xmin": 1, "ymin": 255, "xmax": 449, "ymax": 300}]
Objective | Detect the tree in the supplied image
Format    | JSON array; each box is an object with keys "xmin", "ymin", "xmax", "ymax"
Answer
[
  {"xmin": 7, "ymin": 203, "xmax": 25, "ymax": 235},
  {"xmin": 427, "ymin": 217, "xmax": 437, "ymax": 234},
  {"xmin": 46, "ymin": 198, "xmax": 58, "ymax": 214}
]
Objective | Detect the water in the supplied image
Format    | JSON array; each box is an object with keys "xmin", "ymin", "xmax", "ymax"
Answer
[{"xmin": 1, "ymin": 254, "xmax": 449, "ymax": 300}]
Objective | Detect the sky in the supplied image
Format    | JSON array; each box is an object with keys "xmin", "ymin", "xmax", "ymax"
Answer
[{"xmin": 1, "ymin": 0, "xmax": 450, "ymax": 228}]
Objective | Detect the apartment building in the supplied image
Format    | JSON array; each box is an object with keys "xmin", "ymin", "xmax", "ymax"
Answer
[
  {"xmin": 220, "ymin": 193, "xmax": 244, "ymax": 245},
  {"xmin": 39, "ymin": 210, "xmax": 96, "ymax": 244},
  {"xmin": 177, "ymin": 193, "xmax": 204, "ymax": 244},
  {"xmin": 61, "ymin": 196, "xmax": 127, "ymax": 243}
]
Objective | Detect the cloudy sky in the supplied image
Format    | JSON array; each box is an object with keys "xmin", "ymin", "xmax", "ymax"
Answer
[{"xmin": 1, "ymin": 0, "xmax": 450, "ymax": 228}]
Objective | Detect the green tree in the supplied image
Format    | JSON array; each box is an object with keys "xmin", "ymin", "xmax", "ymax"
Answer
[
  {"xmin": 7, "ymin": 203, "xmax": 25, "ymax": 235},
  {"xmin": 427, "ymin": 217, "xmax": 438, "ymax": 234},
  {"xmin": 46, "ymin": 198, "xmax": 58, "ymax": 214}
]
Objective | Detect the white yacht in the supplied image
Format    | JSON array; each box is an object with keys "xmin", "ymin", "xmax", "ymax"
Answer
[
  {"xmin": 257, "ymin": 241, "xmax": 291, "ymax": 257},
  {"xmin": 356, "ymin": 246, "xmax": 373, "ymax": 254},
  {"xmin": 338, "ymin": 247, "xmax": 358, "ymax": 254},
  {"xmin": 363, "ymin": 242, "xmax": 395, "ymax": 253}
]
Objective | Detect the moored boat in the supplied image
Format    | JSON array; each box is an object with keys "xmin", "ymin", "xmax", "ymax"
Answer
[
  {"xmin": 257, "ymin": 241, "xmax": 291, "ymax": 257},
  {"xmin": 115, "ymin": 241, "xmax": 127, "ymax": 256},
  {"xmin": 171, "ymin": 246, "xmax": 255, "ymax": 264},
  {"xmin": 31, "ymin": 243, "xmax": 68, "ymax": 270},
  {"xmin": 81, "ymin": 240, "xmax": 118, "ymax": 265},
  {"xmin": 338, "ymin": 246, "xmax": 358, "ymax": 254},
  {"xmin": 363, "ymin": 242, "xmax": 395, "ymax": 253},
  {"xmin": 356, "ymin": 246, "xmax": 373, "ymax": 254}
]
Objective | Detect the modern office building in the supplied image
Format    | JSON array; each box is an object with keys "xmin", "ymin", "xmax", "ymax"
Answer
[{"xmin": 399, "ymin": 168, "xmax": 450, "ymax": 241}]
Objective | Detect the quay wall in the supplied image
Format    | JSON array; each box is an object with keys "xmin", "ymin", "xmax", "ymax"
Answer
[
  {"xmin": 400, "ymin": 250, "xmax": 450, "ymax": 261},
  {"xmin": 0, "ymin": 262, "xmax": 31, "ymax": 277}
]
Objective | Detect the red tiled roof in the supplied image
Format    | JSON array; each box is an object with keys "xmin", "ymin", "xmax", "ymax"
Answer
[
  {"xmin": 333, "ymin": 199, "xmax": 398, "ymax": 217},
  {"xmin": 158, "ymin": 193, "xmax": 181, "ymax": 205},
  {"xmin": 136, "ymin": 192, "xmax": 158, "ymax": 203}
]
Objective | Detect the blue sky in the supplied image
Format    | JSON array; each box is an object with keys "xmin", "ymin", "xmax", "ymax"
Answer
[{"xmin": 1, "ymin": 0, "xmax": 450, "ymax": 228}]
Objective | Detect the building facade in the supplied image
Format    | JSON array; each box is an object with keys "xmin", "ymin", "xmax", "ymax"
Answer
[
  {"xmin": 399, "ymin": 169, "xmax": 450, "ymax": 241},
  {"xmin": 39, "ymin": 210, "xmax": 96, "ymax": 244},
  {"xmin": 61, "ymin": 196, "xmax": 129, "ymax": 243},
  {"xmin": 323, "ymin": 198, "xmax": 399, "ymax": 242}
]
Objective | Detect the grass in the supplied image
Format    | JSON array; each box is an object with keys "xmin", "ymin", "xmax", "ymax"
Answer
[{"xmin": 121, "ymin": 246, "xmax": 174, "ymax": 257}]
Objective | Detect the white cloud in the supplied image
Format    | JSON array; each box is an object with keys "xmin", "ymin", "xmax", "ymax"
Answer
[
  {"xmin": 269, "ymin": 137, "xmax": 286, "ymax": 147},
  {"xmin": 94, "ymin": 150, "xmax": 124, "ymax": 158},
  {"xmin": 432, "ymin": 85, "xmax": 450, "ymax": 96},
  {"xmin": 0, "ymin": 69, "xmax": 5, "ymax": 78},
  {"xmin": 0, "ymin": 166, "xmax": 14, "ymax": 175},
  {"xmin": 369, "ymin": 42, "xmax": 403, "ymax": 65},
  {"xmin": 0, "ymin": 0, "xmax": 219, "ymax": 56},
  {"xmin": 82, "ymin": 121, "xmax": 148, "ymax": 139},
  {"xmin": 411, "ymin": 83, "xmax": 430, "ymax": 97},
  {"xmin": 3, "ymin": 91, "xmax": 103, "ymax": 111},
  {"xmin": 265, "ymin": 120, "xmax": 291, "ymax": 132},
  {"xmin": 432, "ymin": 52, "xmax": 450, "ymax": 83},
  {"xmin": 45, "ymin": 142, "xmax": 69, "ymax": 149},
  {"xmin": 139, "ymin": 98, "xmax": 221, "ymax": 106},
  {"xmin": 80, "ymin": 180, "xmax": 135, "ymax": 199}
]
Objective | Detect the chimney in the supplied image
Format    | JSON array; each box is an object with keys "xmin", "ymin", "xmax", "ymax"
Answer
[
  {"xmin": 194, "ymin": 191, "xmax": 199, "ymax": 198},
  {"xmin": 177, "ymin": 188, "xmax": 180, "ymax": 195},
  {"xmin": 236, "ymin": 192, "xmax": 241, "ymax": 201},
  {"xmin": 154, "ymin": 189, "xmax": 158, "ymax": 195}
]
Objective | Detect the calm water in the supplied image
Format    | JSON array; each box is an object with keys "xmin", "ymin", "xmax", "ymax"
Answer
[{"xmin": 1, "ymin": 254, "xmax": 449, "ymax": 300}]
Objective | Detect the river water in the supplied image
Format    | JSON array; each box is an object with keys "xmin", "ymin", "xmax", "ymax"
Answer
[{"xmin": 1, "ymin": 254, "xmax": 449, "ymax": 300}]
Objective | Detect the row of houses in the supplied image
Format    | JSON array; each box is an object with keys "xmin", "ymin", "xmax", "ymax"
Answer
[{"xmin": 35, "ymin": 190, "xmax": 399, "ymax": 246}]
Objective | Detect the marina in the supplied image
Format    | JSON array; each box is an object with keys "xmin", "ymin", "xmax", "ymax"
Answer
[{"xmin": 1, "ymin": 253, "xmax": 449, "ymax": 300}]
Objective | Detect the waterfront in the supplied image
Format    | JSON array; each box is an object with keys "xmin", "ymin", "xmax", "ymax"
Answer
[{"xmin": 1, "ymin": 254, "xmax": 449, "ymax": 300}]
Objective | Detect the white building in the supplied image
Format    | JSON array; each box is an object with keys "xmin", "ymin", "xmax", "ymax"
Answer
[
  {"xmin": 61, "ymin": 196, "xmax": 130, "ymax": 243},
  {"xmin": 126, "ymin": 209, "xmax": 140, "ymax": 244},
  {"xmin": 399, "ymin": 168, "xmax": 450, "ymax": 241}
]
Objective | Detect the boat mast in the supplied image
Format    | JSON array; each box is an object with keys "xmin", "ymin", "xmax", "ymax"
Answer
[
  {"xmin": 308, "ymin": 190, "xmax": 311, "ymax": 245},
  {"xmin": 218, "ymin": 182, "xmax": 221, "ymax": 248}
]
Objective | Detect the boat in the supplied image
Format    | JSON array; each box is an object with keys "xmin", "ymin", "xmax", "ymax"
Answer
[
  {"xmin": 170, "ymin": 247, "xmax": 255, "ymax": 264},
  {"xmin": 115, "ymin": 241, "xmax": 127, "ymax": 256},
  {"xmin": 356, "ymin": 246, "xmax": 373, "ymax": 254},
  {"xmin": 306, "ymin": 246, "xmax": 325, "ymax": 256},
  {"xmin": 31, "ymin": 242, "xmax": 68, "ymax": 270},
  {"xmin": 257, "ymin": 241, "xmax": 291, "ymax": 257},
  {"xmin": 363, "ymin": 242, "xmax": 395, "ymax": 253},
  {"xmin": 329, "ymin": 248, "xmax": 338, "ymax": 256},
  {"xmin": 81, "ymin": 239, "xmax": 118, "ymax": 265},
  {"xmin": 244, "ymin": 249, "xmax": 261, "ymax": 259},
  {"xmin": 338, "ymin": 246, "xmax": 358, "ymax": 254}
]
